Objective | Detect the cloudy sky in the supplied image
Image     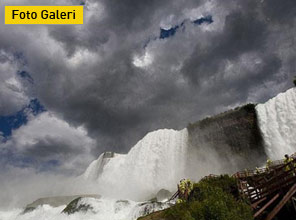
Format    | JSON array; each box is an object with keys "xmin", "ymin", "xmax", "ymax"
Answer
[{"xmin": 0, "ymin": 0, "xmax": 295, "ymax": 179}]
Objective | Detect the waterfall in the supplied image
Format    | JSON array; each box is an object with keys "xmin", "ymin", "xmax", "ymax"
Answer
[
  {"xmin": 83, "ymin": 128, "xmax": 189, "ymax": 200},
  {"xmin": 4, "ymin": 89, "xmax": 296, "ymax": 220},
  {"xmin": 256, "ymin": 88, "xmax": 296, "ymax": 160}
]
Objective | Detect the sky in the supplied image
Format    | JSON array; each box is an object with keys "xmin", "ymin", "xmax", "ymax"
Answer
[{"xmin": 0, "ymin": 0, "xmax": 295, "ymax": 183}]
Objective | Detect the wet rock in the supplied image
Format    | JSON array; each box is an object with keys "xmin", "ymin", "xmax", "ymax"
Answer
[
  {"xmin": 187, "ymin": 104, "xmax": 266, "ymax": 172},
  {"xmin": 23, "ymin": 194, "xmax": 100, "ymax": 214},
  {"xmin": 62, "ymin": 197, "xmax": 93, "ymax": 214},
  {"xmin": 155, "ymin": 189, "xmax": 172, "ymax": 202}
]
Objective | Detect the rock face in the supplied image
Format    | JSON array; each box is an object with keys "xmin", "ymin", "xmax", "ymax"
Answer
[
  {"xmin": 62, "ymin": 197, "xmax": 171, "ymax": 219},
  {"xmin": 155, "ymin": 189, "xmax": 172, "ymax": 202},
  {"xmin": 82, "ymin": 105, "xmax": 268, "ymax": 196},
  {"xmin": 136, "ymin": 201, "xmax": 170, "ymax": 218},
  {"xmin": 62, "ymin": 197, "xmax": 94, "ymax": 214},
  {"xmin": 23, "ymin": 194, "xmax": 100, "ymax": 213},
  {"xmin": 187, "ymin": 104, "xmax": 266, "ymax": 174}
]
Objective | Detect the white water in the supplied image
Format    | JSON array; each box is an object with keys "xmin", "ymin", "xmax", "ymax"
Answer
[
  {"xmin": 0, "ymin": 128, "xmax": 186, "ymax": 220},
  {"xmin": 256, "ymin": 88, "xmax": 296, "ymax": 160},
  {"xmin": 2, "ymin": 88, "xmax": 296, "ymax": 220},
  {"xmin": 83, "ymin": 128, "xmax": 188, "ymax": 200},
  {"xmin": 0, "ymin": 197, "xmax": 171, "ymax": 220}
]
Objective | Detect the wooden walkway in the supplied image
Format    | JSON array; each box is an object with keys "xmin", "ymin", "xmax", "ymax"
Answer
[{"xmin": 233, "ymin": 153, "xmax": 296, "ymax": 220}]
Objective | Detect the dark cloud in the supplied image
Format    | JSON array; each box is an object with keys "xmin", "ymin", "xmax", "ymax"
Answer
[
  {"xmin": 181, "ymin": 9, "xmax": 268, "ymax": 84},
  {"xmin": 0, "ymin": 0, "xmax": 296, "ymax": 172},
  {"xmin": 25, "ymin": 137, "xmax": 82, "ymax": 158},
  {"xmin": 262, "ymin": 0, "xmax": 296, "ymax": 24},
  {"xmin": 33, "ymin": 0, "xmax": 296, "ymax": 152}
]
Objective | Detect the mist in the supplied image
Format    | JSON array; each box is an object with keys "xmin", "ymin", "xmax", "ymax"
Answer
[
  {"xmin": 0, "ymin": 167, "xmax": 100, "ymax": 210},
  {"xmin": 0, "ymin": 126, "xmax": 252, "ymax": 210},
  {"xmin": 0, "ymin": 85, "xmax": 295, "ymax": 220}
]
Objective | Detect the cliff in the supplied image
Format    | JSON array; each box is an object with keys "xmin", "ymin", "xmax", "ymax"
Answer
[{"xmin": 187, "ymin": 104, "xmax": 266, "ymax": 173}]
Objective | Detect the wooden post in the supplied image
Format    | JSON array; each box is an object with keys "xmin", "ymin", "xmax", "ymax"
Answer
[
  {"xmin": 265, "ymin": 184, "xmax": 296, "ymax": 220},
  {"xmin": 254, "ymin": 194, "xmax": 279, "ymax": 218},
  {"xmin": 251, "ymin": 197, "xmax": 266, "ymax": 209},
  {"xmin": 292, "ymin": 197, "xmax": 296, "ymax": 212}
]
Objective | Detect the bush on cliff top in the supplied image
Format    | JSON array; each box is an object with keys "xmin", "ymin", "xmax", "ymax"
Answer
[{"xmin": 164, "ymin": 175, "xmax": 253, "ymax": 220}]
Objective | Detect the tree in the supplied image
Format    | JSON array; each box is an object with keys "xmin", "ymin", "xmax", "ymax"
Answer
[
  {"xmin": 294, "ymin": 76, "xmax": 296, "ymax": 87},
  {"xmin": 164, "ymin": 175, "xmax": 253, "ymax": 220}
]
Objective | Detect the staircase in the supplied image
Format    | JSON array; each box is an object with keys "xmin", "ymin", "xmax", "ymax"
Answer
[{"xmin": 234, "ymin": 153, "xmax": 296, "ymax": 219}]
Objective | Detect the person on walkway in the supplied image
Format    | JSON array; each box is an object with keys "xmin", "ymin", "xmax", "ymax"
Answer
[
  {"xmin": 266, "ymin": 159, "xmax": 273, "ymax": 171},
  {"xmin": 284, "ymin": 154, "xmax": 294, "ymax": 172},
  {"xmin": 177, "ymin": 179, "xmax": 186, "ymax": 203},
  {"xmin": 185, "ymin": 178, "xmax": 194, "ymax": 200},
  {"xmin": 177, "ymin": 179, "xmax": 193, "ymax": 203}
]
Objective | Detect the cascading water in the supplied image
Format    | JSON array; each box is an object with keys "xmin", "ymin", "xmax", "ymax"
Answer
[
  {"xmin": 2, "ymin": 88, "xmax": 296, "ymax": 220},
  {"xmin": 83, "ymin": 128, "xmax": 189, "ymax": 200},
  {"xmin": 83, "ymin": 152, "xmax": 116, "ymax": 181},
  {"xmin": 256, "ymin": 88, "xmax": 296, "ymax": 160},
  {"xmin": 0, "ymin": 129, "xmax": 187, "ymax": 220},
  {"xmin": 0, "ymin": 197, "xmax": 171, "ymax": 220}
]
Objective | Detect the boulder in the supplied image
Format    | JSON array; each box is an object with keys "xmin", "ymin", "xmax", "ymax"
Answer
[
  {"xmin": 23, "ymin": 194, "xmax": 100, "ymax": 214},
  {"xmin": 156, "ymin": 189, "xmax": 172, "ymax": 202}
]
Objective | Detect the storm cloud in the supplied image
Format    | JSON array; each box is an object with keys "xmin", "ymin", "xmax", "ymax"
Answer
[{"xmin": 0, "ymin": 0, "xmax": 295, "ymax": 175}]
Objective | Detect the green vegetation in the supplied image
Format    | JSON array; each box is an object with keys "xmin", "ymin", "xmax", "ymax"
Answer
[
  {"xmin": 138, "ymin": 210, "xmax": 167, "ymax": 220},
  {"xmin": 188, "ymin": 175, "xmax": 239, "ymax": 201},
  {"xmin": 163, "ymin": 175, "xmax": 253, "ymax": 220},
  {"xmin": 293, "ymin": 77, "xmax": 296, "ymax": 86},
  {"xmin": 240, "ymin": 103, "xmax": 256, "ymax": 113}
]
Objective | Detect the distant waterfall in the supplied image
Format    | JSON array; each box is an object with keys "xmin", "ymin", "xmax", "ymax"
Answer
[
  {"xmin": 83, "ymin": 128, "xmax": 188, "ymax": 200},
  {"xmin": 256, "ymin": 88, "xmax": 296, "ymax": 160}
]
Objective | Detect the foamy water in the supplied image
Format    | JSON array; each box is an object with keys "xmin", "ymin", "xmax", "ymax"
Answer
[
  {"xmin": 256, "ymin": 88, "xmax": 296, "ymax": 160},
  {"xmin": 2, "ymin": 88, "xmax": 296, "ymax": 220},
  {"xmin": 0, "ymin": 129, "xmax": 186, "ymax": 220},
  {"xmin": 83, "ymin": 128, "xmax": 188, "ymax": 200},
  {"xmin": 0, "ymin": 197, "xmax": 171, "ymax": 220}
]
